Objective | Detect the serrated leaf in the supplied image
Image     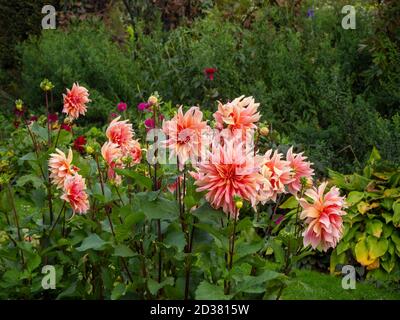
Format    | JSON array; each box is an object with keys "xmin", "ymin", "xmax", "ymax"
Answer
[
  {"xmin": 147, "ymin": 277, "xmax": 174, "ymax": 296},
  {"xmin": 76, "ymin": 234, "xmax": 108, "ymax": 251},
  {"xmin": 195, "ymin": 281, "xmax": 232, "ymax": 300},
  {"xmin": 113, "ymin": 244, "xmax": 136, "ymax": 257}
]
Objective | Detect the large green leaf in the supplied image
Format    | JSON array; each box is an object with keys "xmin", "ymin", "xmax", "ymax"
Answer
[
  {"xmin": 76, "ymin": 234, "xmax": 108, "ymax": 251},
  {"xmin": 392, "ymin": 201, "xmax": 400, "ymax": 227},
  {"xmin": 195, "ymin": 281, "xmax": 232, "ymax": 300},
  {"xmin": 367, "ymin": 236, "xmax": 388, "ymax": 260},
  {"xmin": 346, "ymin": 191, "xmax": 364, "ymax": 206},
  {"xmin": 366, "ymin": 219, "xmax": 383, "ymax": 238}
]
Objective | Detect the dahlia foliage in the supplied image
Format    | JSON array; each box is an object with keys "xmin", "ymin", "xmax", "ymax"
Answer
[
  {"xmin": 4, "ymin": 81, "xmax": 350, "ymax": 299},
  {"xmin": 47, "ymin": 84, "xmax": 347, "ymax": 252}
]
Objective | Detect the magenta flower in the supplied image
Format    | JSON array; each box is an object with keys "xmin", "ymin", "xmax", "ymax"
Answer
[
  {"xmin": 117, "ymin": 101, "xmax": 127, "ymax": 112},
  {"xmin": 144, "ymin": 118, "xmax": 155, "ymax": 130},
  {"xmin": 137, "ymin": 102, "xmax": 150, "ymax": 112},
  {"xmin": 48, "ymin": 113, "xmax": 58, "ymax": 123},
  {"xmin": 61, "ymin": 123, "xmax": 72, "ymax": 132}
]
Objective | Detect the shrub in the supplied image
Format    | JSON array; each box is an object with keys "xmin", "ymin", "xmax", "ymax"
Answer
[
  {"xmin": 17, "ymin": 21, "xmax": 140, "ymax": 124},
  {"xmin": 329, "ymin": 148, "xmax": 400, "ymax": 282}
]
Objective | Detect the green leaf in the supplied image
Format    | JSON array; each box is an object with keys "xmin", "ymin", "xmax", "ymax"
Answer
[
  {"xmin": 17, "ymin": 174, "xmax": 44, "ymax": 189},
  {"xmin": 367, "ymin": 236, "xmax": 388, "ymax": 260},
  {"xmin": 113, "ymin": 244, "xmax": 136, "ymax": 257},
  {"xmin": 279, "ymin": 196, "xmax": 298, "ymax": 209},
  {"xmin": 164, "ymin": 227, "xmax": 186, "ymax": 251},
  {"xmin": 366, "ymin": 219, "xmax": 383, "ymax": 238},
  {"xmin": 137, "ymin": 193, "xmax": 178, "ymax": 220},
  {"xmin": 336, "ymin": 241, "xmax": 350, "ymax": 255},
  {"xmin": 111, "ymin": 283, "xmax": 126, "ymax": 300},
  {"xmin": 30, "ymin": 122, "xmax": 48, "ymax": 141},
  {"xmin": 346, "ymin": 191, "xmax": 364, "ymax": 206},
  {"xmin": 192, "ymin": 202, "xmax": 226, "ymax": 226},
  {"xmin": 234, "ymin": 270, "xmax": 284, "ymax": 294},
  {"xmin": 392, "ymin": 201, "xmax": 400, "ymax": 227},
  {"xmin": 115, "ymin": 169, "xmax": 152, "ymax": 190},
  {"xmin": 76, "ymin": 234, "xmax": 108, "ymax": 251},
  {"xmin": 235, "ymin": 240, "xmax": 263, "ymax": 261},
  {"xmin": 19, "ymin": 152, "xmax": 37, "ymax": 161},
  {"xmin": 147, "ymin": 277, "xmax": 174, "ymax": 296},
  {"xmin": 195, "ymin": 281, "xmax": 232, "ymax": 300}
]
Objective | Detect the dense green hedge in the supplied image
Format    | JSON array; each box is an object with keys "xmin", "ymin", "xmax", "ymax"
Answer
[{"xmin": 10, "ymin": 1, "xmax": 400, "ymax": 174}]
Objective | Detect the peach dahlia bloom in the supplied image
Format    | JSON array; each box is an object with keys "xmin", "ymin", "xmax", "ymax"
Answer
[
  {"xmin": 61, "ymin": 174, "xmax": 89, "ymax": 214},
  {"xmin": 101, "ymin": 141, "xmax": 123, "ymax": 184},
  {"xmin": 259, "ymin": 149, "xmax": 293, "ymax": 203},
  {"xmin": 49, "ymin": 148, "xmax": 78, "ymax": 189},
  {"xmin": 125, "ymin": 139, "xmax": 142, "ymax": 165},
  {"xmin": 106, "ymin": 116, "xmax": 134, "ymax": 149},
  {"xmin": 62, "ymin": 83, "xmax": 91, "ymax": 119},
  {"xmin": 213, "ymin": 96, "xmax": 261, "ymax": 132},
  {"xmin": 162, "ymin": 106, "xmax": 209, "ymax": 170},
  {"xmin": 286, "ymin": 147, "xmax": 314, "ymax": 194},
  {"xmin": 299, "ymin": 182, "xmax": 347, "ymax": 251},
  {"xmin": 194, "ymin": 141, "xmax": 264, "ymax": 219}
]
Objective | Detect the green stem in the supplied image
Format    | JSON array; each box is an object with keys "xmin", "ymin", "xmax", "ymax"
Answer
[{"xmin": 7, "ymin": 184, "xmax": 25, "ymax": 268}]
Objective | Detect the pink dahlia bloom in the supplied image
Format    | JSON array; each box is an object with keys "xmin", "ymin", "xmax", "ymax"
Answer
[
  {"xmin": 286, "ymin": 147, "xmax": 314, "ymax": 194},
  {"xmin": 300, "ymin": 182, "xmax": 347, "ymax": 251},
  {"xmin": 106, "ymin": 116, "xmax": 134, "ymax": 149},
  {"xmin": 213, "ymin": 96, "xmax": 261, "ymax": 132},
  {"xmin": 162, "ymin": 106, "xmax": 209, "ymax": 170},
  {"xmin": 61, "ymin": 174, "xmax": 89, "ymax": 214},
  {"xmin": 117, "ymin": 101, "xmax": 127, "ymax": 112},
  {"xmin": 49, "ymin": 148, "xmax": 78, "ymax": 189},
  {"xmin": 125, "ymin": 139, "xmax": 142, "ymax": 165},
  {"xmin": 194, "ymin": 141, "xmax": 264, "ymax": 219},
  {"xmin": 101, "ymin": 141, "xmax": 123, "ymax": 184},
  {"xmin": 259, "ymin": 149, "xmax": 293, "ymax": 203},
  {"xmin": 62, "ymin": 83, "xmax": 90, "ymax": 119}
]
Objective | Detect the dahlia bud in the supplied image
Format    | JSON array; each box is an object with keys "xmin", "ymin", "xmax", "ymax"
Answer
[
  {"xmin": 148, "ymin": 95, "xmax": 158, "ymax": 106},
  {"xmin": 64, "ymin": 116, "xmax": 74, "ymax": 124},
  {"xmin": 15, "ymin": 99, "xmax": 23, "ymax": 111},
  {"xmin": 85, "ymin": 146, "xmax": 94, "ymax": 155},
  {"xmin": 235, "ymin": 200, "xmax": 243, "ymax": 209},
  {"xmin": 40, "ymin": 78, "xmax": 54, "ymax": 91},
  {"xmin": 259, "ymin": 127, "xmax": 269, "ymax": 137},
  {"xmin": 301, "ymin": 176, "xmax": 313, "ymax": 189}
]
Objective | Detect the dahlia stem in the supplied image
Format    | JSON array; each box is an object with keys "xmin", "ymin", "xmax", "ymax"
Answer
[
  {"xmin": 48, "ymin": 201, "xmax": 66, "ymax": 238},
  {"xmin": 225, "ymin": 210, "xmax": 238, "ymax": 295},
  {"xmin": 7, "ymin": 183, "xmax": 25, "ymax": 268},
  {"xmin": 54, "ymin": 124, "xmax": 62, "ymax": 149},
  {"xmin": 267, "ymin": 194, "xmax": 282, "ymax": 235},
  {"xmin": 24, "ymin": 119, "xmax": 53, "ymax": 226},
  {"xmin": 45, "ymin": 91, "xmax": 51, "ymax": 147},
  {"xmin": 95, "ymin": 154, "xmax": 133, "ymax": 283}
]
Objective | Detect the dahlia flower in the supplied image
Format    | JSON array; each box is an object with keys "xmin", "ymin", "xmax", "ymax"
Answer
[
  {"xmin": 49, "ymin": 148, "xmax": 78, "ymax": 189},
  {"xmin": 194, "ymin": 140, "xmax": 264, "ymax": 219},
  {"xmin": 101, "ymin": 141, "xmax": 123, "ymax": 184},
  {"xmin": 299, "ymin": 182, "xmax": 347, "ymax": 251},
  {"xmin": 286, "ymin": 147, "xmax": 314, "ymax": 194},
  {"xmin": 106, "ymin": 116, "xmax": 134, "ymax": 149},
  {"xmin": 162, "ymin": 106, "xmax": 209, "ymax": 170},
  {"xmin": 61, "ymin": 174, "xmax": 89, "ymax": 214},
  {"xmin": 259, "ymin": 149, "xmax": 293, "ymax": 203},
  {"xmin": 213, "ymin": 96, "xmax": 261, "ymax": 132},
  {"xmin": 62, "ymin": 83, "xmax": 90, "ymax": 119},
  {"xmin": 125, "ymin": 139, "xmax": 142, "ymax": 165}
]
